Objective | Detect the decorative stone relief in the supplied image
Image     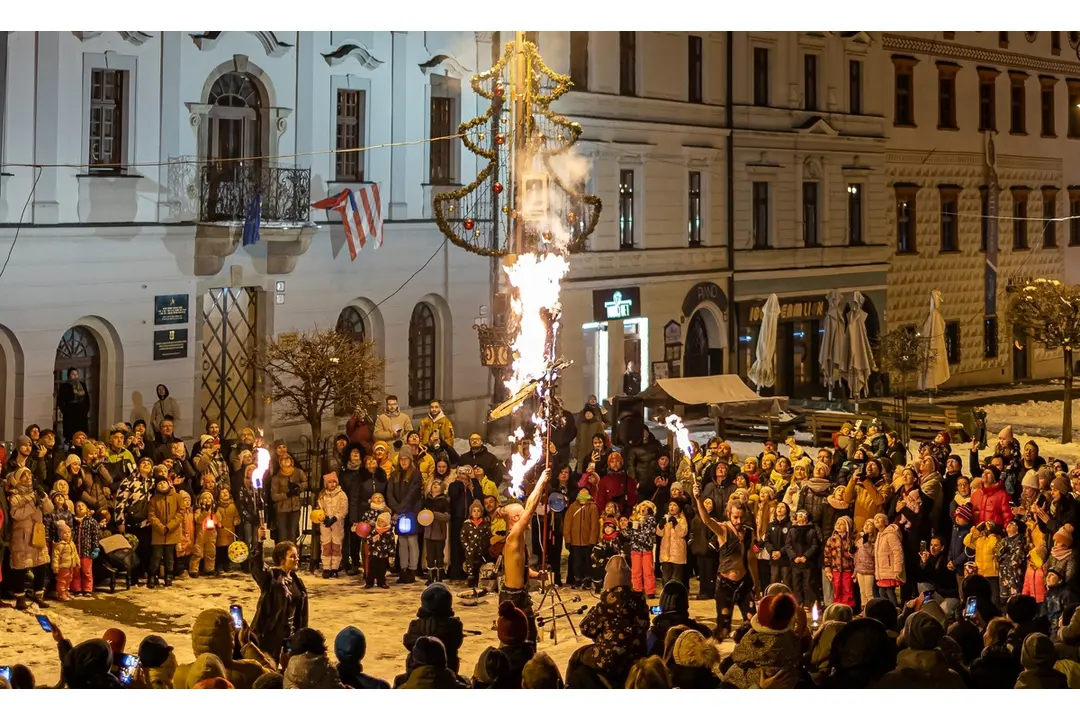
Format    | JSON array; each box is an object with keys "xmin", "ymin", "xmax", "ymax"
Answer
[
  {"xmin": 190, "ymin": 32, "xmax": 293, "ymax": 58},
  {"xmin": 419, "ymin": 54, "xmax": 472, "ymax": 78},
  {"xmin": 323, "ymin": 43, "xmax": 384, "ymax": 70},
  {"xmin": 72, "ymin": 32, "xmax": 153, "ymax": 45}
]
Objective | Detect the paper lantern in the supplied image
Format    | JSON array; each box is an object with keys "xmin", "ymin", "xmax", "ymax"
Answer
[
  {"xmin": 228, "ymin": 541, "xmax": 250, "ymax": 565},
  {"xmin": 354, "ymin": 522, "xmax": 372, "ymax": 538},
  {"xmin": 396, "ymin": 514, "xmax": 416, "ymax": 536},
  {"xmin": 417, "ymin": 509, "xmax": 434, "ymax": 527},
  {"xmin": 309, "ymin": 509, "xmax": 326, "ymax": 524},
  {"xmin": 547, "ymin": 492, "xmax": 568, "ymax": 513}
]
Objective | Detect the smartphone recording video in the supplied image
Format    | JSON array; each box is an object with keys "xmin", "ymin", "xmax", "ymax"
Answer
[
  {"xmin": 229, "ymin": 604, "xmax": 243, "ymax": 630},
  {"xmin": 35, "ymin": 615, "xmax": 53, "ymax": 632},
  {"xmin": 118, "ymin": 653, "xmax": 140, "ymax": 686},
  {"xmin": 963, "ymin": 596, "xmax": 978, "ymax": 619},
  {"xmin": 650, "ymin": 605, "xmax": 662, "ymax": 616}
]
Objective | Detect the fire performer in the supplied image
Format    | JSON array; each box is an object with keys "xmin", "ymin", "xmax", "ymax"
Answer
[{"xmin": 499, "ymin": 467, "xmax": 550, "ymax": 644}]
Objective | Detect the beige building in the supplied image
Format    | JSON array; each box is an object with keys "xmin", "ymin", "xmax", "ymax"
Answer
[{"xmin": 883, "ymin": 31, "xmax": 1074, "ymax": 387}]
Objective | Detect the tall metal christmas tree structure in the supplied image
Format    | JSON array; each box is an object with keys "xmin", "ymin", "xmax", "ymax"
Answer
[{"xmin": 434, "ymin": 32, "xmax": 601, "ymax": 495}]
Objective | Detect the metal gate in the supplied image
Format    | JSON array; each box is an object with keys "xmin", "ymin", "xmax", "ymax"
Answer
[{"xmin": 201, "ymin": 288, "xmax": 258, "ymax": 440}]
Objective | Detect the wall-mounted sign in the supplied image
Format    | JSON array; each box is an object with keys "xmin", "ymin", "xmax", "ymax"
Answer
[
  {"xmin": 681, "ymin": 281, "xmax": 728, "ymax": 318},
  {"xmin": 592, "ymin": 287, "xmax": 641, "ymax": 322},
  {"xmin": 154, "ymin": 294, "xmax": 189, "ymax": 325},
  {"xmin": 153, "ymin": 328, "xmax": 189, "ymax": 361},
  {"xmin": 663, "ymin": 320, "xmax": 682, "ymax": 345},
  {"xmin": 744, "ymin": 297, "xmax": 826, "ymax": 324}
]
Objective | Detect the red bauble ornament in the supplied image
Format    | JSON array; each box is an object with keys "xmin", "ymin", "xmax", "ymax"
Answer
[
  {"xmin": 494, "ymin": 84, "xmax": 505, "ymax": 98},
  {"xmin": 463, "ymin": 218, "xmax": 475, "ymax": 231},
  {"xmin": 568, "ymin": 211, "xmax": 577, "ymax": 223},
  {"xmin": 493, "ymin": 182, "xmax": 503, "ymax": 194},
  {"xmin": 542, "ymin": 231, "xmax": 553, "ymax": 241},
  {"xmin": 495, "ymin": 133, "xmax": 506, "ymax": 146}
]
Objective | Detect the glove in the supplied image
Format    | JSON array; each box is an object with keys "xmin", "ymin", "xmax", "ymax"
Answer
[
  {"xmin": 324, "ymin": 517, "xmax": 337, "ymax": 528},
  {"xmin": 287, "ymin": 485, "xmax": 300, "ymax": 497},
  {"xmin": 91, "ymin": 548, "xmax": 101, "ymax": 559}
]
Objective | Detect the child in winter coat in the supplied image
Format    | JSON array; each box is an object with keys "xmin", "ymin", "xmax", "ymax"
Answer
[
  {"xmin": 45, "ymin": 487, "xmax": 75, "ymax": 545},
  {"xmin": 318, "ymin": 472, "xmax": 349, "ymax": 578},
  {"xmin": 785, "ymin": 508, "xmax": 821, "ymax": 607},
  {"xmin": 148, "ymin": 476, "xmax": 181, "ymax": 588},
  {"xmin": 657, "ymin": 501, "xmax": 688, "ymax": 588},
  {"xmin": 591, "ymin": 515, "xmax": 625, "ymax": 591},
  {"xmin": 1022, "ymin": 515, "xmax": 1048, "ymax": 602},
  {"xmin": 964, "ymin": 521, "xmax": 1002, "ymax": 605},
  {"xmin": 176, "ymin": 491, "xmax": 194, "ymax": 579},
  {"xmin": 367, "ymin": 511, "xmax": 396, "ymax": 588},
  {"xmin": 1043, "ymin": 569, "xmax": 1077, "ymax": 638},
  {"xmin": 627, "ymin": 500, "xmax": 658, "ymax": 597},
  {"xmin": 71, "ymin": 501, "xmax": 100, "ymax": 595},
  {"xmin": 213, "ymin": 487, "xmax": 240, "ymax": 573},
  {"xmin": 563, "ymin": 489, "xmax": 600, "ymax": 589},
  {"xmin": 461, "ymin": 500, "xmax": 490, "ymax": 588},
  {"xmin": 995, "ymin": 519, "xmax": 1027, "ymax": 602},
  {"xmin": 763, "ymin": 502, "xmax": 792, "ymax": 595},
  {"xmin": 823, "ymin": 516, "xmax": 856, "ymax": 607},
  {"xmin": 1046, "ymin": 526, "xmax": 1077, "ymax": 588},
  {"xmin": 423, "ymin": 481, "xmax": 451, "ymax": 585},
  {"xmin": 854, "ymin": 519, "xmax": 876, "ymax": 611},
  {"xmin": 949, "ymin": 503, "xmax": 975, "ymax": 593},
  {"xmin": 51, "ymin": 521, "xmax": 80, "ymax": 601},
  {"xmin": 191, "ymin": 491, "xmax": 218, "ymax": 577}
]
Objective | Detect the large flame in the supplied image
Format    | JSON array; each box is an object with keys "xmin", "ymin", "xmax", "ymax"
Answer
[
  {"xmin": 502, "ymin": 252, "xmax": 570, "ymax": 498},
  {"xmin": 252, "ymin": 447, "xmax": 271, "ymax": 490},
  {"xmin": 664, "ymin": 414, "xmax": 693, "ymax": 457}
]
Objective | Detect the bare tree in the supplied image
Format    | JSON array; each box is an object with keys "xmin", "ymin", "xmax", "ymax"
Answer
[
  {"xmin": 875, "ymin": 326, "xmax": 935, "ymax": 444},
  {"xmin": 251, "ymin": 326, "xmax": 385, "ymax": 569},
  {"xmin": 1008, "ymin": 278, "xmax": 1079, "ymax": 442}
]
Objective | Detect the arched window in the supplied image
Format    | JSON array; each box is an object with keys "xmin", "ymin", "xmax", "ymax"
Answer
[
  {"xmin": 409, "ymin": 303, "xmax": 437, "ymax": 407},
  {"xmin": 54, "ymin": 326, "xmax": 100, "ymax": 439},
  {"xmin": 208, "ymin": 72, "xmax": 263, "ymax": 109},
  {"xmin": 336, "ymin": 306, "xmax": 366, "ymax": 342}
]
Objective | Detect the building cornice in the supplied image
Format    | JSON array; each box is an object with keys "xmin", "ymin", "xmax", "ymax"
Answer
[
  {"xmin": 886, "ymin": 150, "xmax": 1061, "ymax": 173},
  {"xmin": 882, "ymin": 33, "xmax": 1080, "ymax": 76}
]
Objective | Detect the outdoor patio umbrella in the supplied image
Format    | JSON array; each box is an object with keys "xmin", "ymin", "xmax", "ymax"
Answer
[
  {"xmin": 919, "ymin": 289, "xmax": 952, "ymax": 391},
  {"xmin": 845, "ymin": 291, "xmax": 876, "ymax": 398},
  {"xmin": 819, "ymin": 289, "xmax": 847, "ymax": 392},
  {"xmin": 748, "ymin": 294, "xmax": 780, "ymax": 390}
]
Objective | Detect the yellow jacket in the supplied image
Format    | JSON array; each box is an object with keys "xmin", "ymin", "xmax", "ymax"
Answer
[
  {"xmin": 963, "ymin": 527, "xmax": 1000, "ymax": 577},
  {"xmin": 844, "ymin": 475, "xmax": 884, "ymax": 532},
  {"xmin": 52, "ymin": 539, "xmax": 80, "ymax": 572},
  {"xmin": 414, "ymin": 450, "xmax": 435, "ymax": 486},
  {"xmin": 419, "ymin": 415, "xmax": 455, "ymax": 446},
  {"xmin": 1027, "ymin": 518, "xmax": 1048, "ymax": 569}
]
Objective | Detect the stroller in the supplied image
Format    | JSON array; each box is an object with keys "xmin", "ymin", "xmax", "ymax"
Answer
[{"xmin": 95, "ymin": 534, "xmax": 140, "ymax": 593}]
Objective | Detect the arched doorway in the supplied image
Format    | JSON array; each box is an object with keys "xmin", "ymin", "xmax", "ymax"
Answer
[
  {"xmin": 335, "ymin": 306, "xmax": 366, "ymax": 342},
  {"xmin": 204, "ymin": 71, "xmax": 268, "ymax": 220},
  {"xmin": 682, "ymin": 308, "xmax": 726, "ymax": 378},
  {"xmin": 54, "ymin": 326, "xmax": 100, "ymax": 440}
]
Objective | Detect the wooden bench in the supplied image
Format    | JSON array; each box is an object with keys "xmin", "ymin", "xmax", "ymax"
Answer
[
  {"xmin": 908, "ymin": 405, "xmax": 961, "ymax": 443},
  {"xmin": 805, "ymin": 411, "xmax": 876, "ymax": 447},
  {"xmin": 715, "ymin": 415, "xmax": 782, "ymax": 443}
]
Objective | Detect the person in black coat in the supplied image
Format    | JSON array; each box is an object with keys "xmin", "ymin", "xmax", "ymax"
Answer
[
  {"xmin": 338, "ymin": 444, "xmax": 366, "ymax": 575},
  {"xmin": 549, "ymin": 409, "xmax": 577, "ymax": 466},
  {"xmin": 57, "ymin": 368, "xmax": 91, "ymax": 445},
  {"xmin": 462, "ymin": 434, "xmax": 506, "ymax": 486},
  {"xmin": 388, "ymin": 450, "xmax": 424, "ymax": 583},
  {"xmin": 251, "ymin": 537, "xmax": 309, "ymax": 660},
  {"xmin": 402, "ymin": 583, "xmax": 465, "ymax": 673},
  {"xmin": 646, "ymin": 581, "xmax": 711, "ymax": 656},
  {"xmin": 626, "ymin": 427, "xmax": 663, "ymax": 499},
  {"xmin": 447, "ymin": 465, "xmax": 483, "ymax": 581}
]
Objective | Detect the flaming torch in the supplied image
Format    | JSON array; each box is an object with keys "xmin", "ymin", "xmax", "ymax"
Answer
[{"xmin": 251, "ymin": 439, "xmax": 272, "ymax": 534}]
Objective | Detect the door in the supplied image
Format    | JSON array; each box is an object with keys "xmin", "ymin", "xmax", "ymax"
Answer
[
  {"xmin": 684, "ymin": 311, "xmax": 711, "ymax": 378},
  {"xmin": 201, "ymin": 288, "xmax": 259, "ymax": 440},
  {"xmin": 205, "ymin": 71, "xmax": 263, "ymax": 220},
  {"xmin": 1013, "ymin": 327, "xmax": 1030, "ymax": 382},
  {"xmin": 54, "ymin": 327, "xmax": 100, "ymax": 439}
]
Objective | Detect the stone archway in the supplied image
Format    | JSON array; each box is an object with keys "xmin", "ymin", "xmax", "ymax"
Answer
[
  {"xmin": 682, "ymin": 301, "xmax": 728, "ymax": 377},
  {"xmin": 0, "ymin": 323, "xmax": 24, "ymax": 440},
  {"xmin": 54, "ymin": 317, "xmax": 124, "ymax": 442},
  {"xmin": 54, "ymin": 326, "xmax": 100, "ymax": 441}
]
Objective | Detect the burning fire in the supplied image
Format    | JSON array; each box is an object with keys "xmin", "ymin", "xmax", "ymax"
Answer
[
  {"xmin": 502, "ymin": 252, "xmax": 570, "ymax": 498},
  {"xmin": 664, "ymin": 414, "xmax": 693, "ymax": 457},
  {"xmin": 252, "ymin": 447, "xmax": 271, "ymax": 490}
]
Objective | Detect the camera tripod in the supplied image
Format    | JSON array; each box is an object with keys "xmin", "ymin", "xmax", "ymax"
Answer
[{"xmin": 532, "ymin": 511, "xmax": 584, "ymax": 645}]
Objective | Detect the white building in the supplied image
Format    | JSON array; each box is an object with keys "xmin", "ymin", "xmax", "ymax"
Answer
[{"xmin": 0, "ymin": 31, "xmax": 495, "ymax": 443}]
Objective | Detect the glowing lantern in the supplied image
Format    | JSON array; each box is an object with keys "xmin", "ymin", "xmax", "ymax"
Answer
[
  {"xmin": 309, "ymin": 509, "xmax": 326, "ymax": 524},
  {"xmin": 396, "ymin": 514, "xmax": 416, "ymax": 536},
  {"xmin": 417, "ymin": 509, "xmax": 434, "ymax": 527}
]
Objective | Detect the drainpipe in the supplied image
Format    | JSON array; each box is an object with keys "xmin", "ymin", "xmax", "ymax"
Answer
[{"xmin": 725, "ymin": 31, "xmax": 737, "ymax": 371}]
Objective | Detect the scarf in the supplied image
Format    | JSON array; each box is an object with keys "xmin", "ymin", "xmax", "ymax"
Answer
[
  {"xmin": 1052, "ymin": 545, "xmax": 1072, "ymax": 561},
  {"xmin": 346, "ymin": 459, "xmax": 362, "ymax": 471}
]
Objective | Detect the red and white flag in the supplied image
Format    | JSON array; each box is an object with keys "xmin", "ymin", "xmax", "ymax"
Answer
[{"xmin": 312, "ymin": 185, "xmax": 384, "ymax": 260}]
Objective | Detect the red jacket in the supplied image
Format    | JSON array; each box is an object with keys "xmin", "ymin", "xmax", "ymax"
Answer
[
  {"xmin": 971, "ymin": 483, "xmax": 1013, "ymax": 528},
  {"xmin": 593, "ymin": 471, "xmax": 637, "ymax": 517}
]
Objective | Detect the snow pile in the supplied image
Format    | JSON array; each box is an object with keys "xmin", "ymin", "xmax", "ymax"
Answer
[{"xmin": 982, "ymin": 400, "xmax": 1074, "ymax": 440}]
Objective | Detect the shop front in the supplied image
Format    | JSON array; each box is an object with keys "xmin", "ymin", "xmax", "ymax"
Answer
[{"xmin": 581, "ymin": 286, "xmax": 649, "ymax": 402}]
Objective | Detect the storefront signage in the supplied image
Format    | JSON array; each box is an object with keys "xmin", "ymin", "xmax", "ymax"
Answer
[
  {"xmin": 154, "ymin": 294, "xmax": 189, "ymax": 325},
  {"xmin": 592, "ymin": 287, "xmax": 641, "ymax": 322},
  {"xmin": 681, "ymin": 281, "xmax": 728, "ymax": 317},
  {"xmin": 746, "ymin": 298, "xmax": 826, "ymax": 324},
  {"xmin": 153, "ymin": 328, "xmax": 188, "ymax": 361}
]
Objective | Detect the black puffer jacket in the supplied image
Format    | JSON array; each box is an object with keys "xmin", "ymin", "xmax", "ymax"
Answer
[
  {"xmin": 387, "ymin": 468, "xmax": 423, "ymax": 516},
  {"xmin": 764, "ymin": 514, "xmax": 792, "ymax": 567},
  {"xmin": 356, "ymin": 467, "xmax": 388, "ymax": 518},
  {"xmin": 626, "ymin": 434, "xmax": 663, "ymax": 498},
  {"xmin": 795, "ymin": 479, "xmax": 833, "ymax": 527}
]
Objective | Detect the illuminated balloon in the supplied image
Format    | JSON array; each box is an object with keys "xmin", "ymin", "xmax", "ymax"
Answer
[
  {"xmin": 547, "ymin": 492, "xmax": 568, "ymax": 513},
  {"xmin": 417, "ymin": 509, "xmax": 434, "ymax": 527},
  {"xmin": 228, "ymin": 541, "xmax": 250, "ymax": 564},
  {"xmin": 355, "ymin": 522, "xmax": 372, "ymax": 538},
  {"xmin": 309, "ymin": 509, "xmax": 326, "ymax": 524}
]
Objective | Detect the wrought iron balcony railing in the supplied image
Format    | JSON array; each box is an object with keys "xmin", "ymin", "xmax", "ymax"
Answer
[{"xmin": 198, "ymin": 163, "xmax": 311, "ymax": 225}]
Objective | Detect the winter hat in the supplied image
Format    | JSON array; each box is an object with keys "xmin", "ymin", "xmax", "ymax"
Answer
[
  {"xmin": 1052, "ymin": 475, "xmax": 1070, "ymax": 495},
  {"xmin": 953, "ymin": 503, "xmax": 975, "ymax": 524},
  {"xmin": 603, "ymin": 555, "xmax": 632, "ymax": 591},
  {"xmin": 764, "ymin": 582, "xmax": 794, "ymax": 597},
  {"xmin": 983, "ymin": 465, "xmax": 1002, "ymax": 485},
  {"xmin": 398, "ymin": 445, "xmax": 415, "ymax": 461},
  {"xmin": 829, "ymin": 618, "xmax": 896, "ymax": 678},
  {"xmin": 521, "ymin": 652, "xmax": 564, "ymax": 689},
  {"xmin": 138, "ymin": 635, "xmax": 173, "ymax": 669},
  {"xmin": 658, "ymin": 580, "xmax": 690, "ymax": 615},
  {"xmin": 66, "ymin": 453, "xmax": 81, "ymax": 467},
  {"xmin": 999, "ymin": 425, "xmax": 1014, "ymax": 440},
  {"xmin": 472, "ymin": 646, "xmax": 511, "ymax": 685},
  {"xmin": 918, "ymin": 598, "xmax": 947, "ymax": 628},
  {"xmin": 52, "ymin": 479, "xmax": 70, "ymax": 496},
  {"xmin": 669, "ymin": 481, "xmax": 685, "ymax": 495},
  {"xmin": 102, "ymin": 629, "xmax": 127, "ymax": 658},
  {"xmin": 752, "ymin": 592, "xmax": 798, "ymax": 633},
  {"xmin": 289, "ymin": 628, "xmax": 327, "ymax": 656},
  {"xmin": 420, "ymin": 582, "xmax": 454, "ymax": 617},
  {"xmin": 903, "ymin": 611, "xmax": 945, "ymax": 651},
  {"xmin": 62, "ymin": 639, "xmax": 114, "ymax": 689},
  {"xmin": 15, "ymin": 434, "xmax": 31, "ymax": 447},
  {"xmin": 200, "ymin": 434, "xmax": 214, "ymax": 448},
  {"xmin": 468, "ymin": 499, "xmax": 484, "ymax": 516},
  {"xmin": 601, "ymin": 515, "xmax": 618, "ymax": 532},
  {"xmin": 185, "ymin": 653, "xmax": 227, "ymax": 689},
  {"xmin": 607, "ymin": 450, "xmax": 623, "ymax": 465},
  {"xmin": 671, "ymin": 629, "xmax": 718, "ymax": 668},
  {"xmin": 497, "ymin": 601, "xmax": 530, "ymax": 646},
  {"xmin": 864, "ymin": 598, "xmax": 899, "ymax": 633},
  {"xmin": 410, "ymin": 636, "xmax": 448, "ymax": 669},
  {"xmin": 1055, "ymin": 525, "xmax": 1074, "ymax": 549},
  {"xmin": 823, "ymin": 603, "xmax": 854, "ymax": 623},
  {"xmin": 1021, "ymin": 633, "xmax": 1058, "ymax": 671},
  {"xmin": 252, "ymin": 672, "xmax": 284, "ymax": 689},
  {"xmin": 1021, "ymin": 470, "xmax": 1039, "ymax": 490},
  {"xmin": 1006, "ymin": 594, "xmax": 1040, "ymax": 624},
  {"xmin": 55, "ymin": 520, "xmax": 71, "ymax": 536},
  {"xmin": 334, "ymin": 627, "xmax": 367, "ymax": 665}
]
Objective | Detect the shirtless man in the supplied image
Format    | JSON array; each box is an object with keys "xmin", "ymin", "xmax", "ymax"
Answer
[
  {"xmin": 692, "ymin": 479, "xmax": 759, "ymax": 641},
  {"xmin": 499, "ymin": 468, "xmax": 549, "ymax": 644}
]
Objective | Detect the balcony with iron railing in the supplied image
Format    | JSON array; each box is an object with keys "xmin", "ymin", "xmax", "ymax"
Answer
[
  {"xmin": 198, "ymin": 162, "xmax": 312, "ymax": 225},
  {"xmin": 193, "ymin": 162, "xmax": 315, "ymax": 276}
]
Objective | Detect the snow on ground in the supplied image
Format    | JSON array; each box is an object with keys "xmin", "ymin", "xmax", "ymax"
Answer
[
  {"xmin": 1, "ymin": 570, "xmax": 726, "ymax": 687},
  {"xmin": 982, "ymin": 399, "xmax": 1073, "ymax": 440}
]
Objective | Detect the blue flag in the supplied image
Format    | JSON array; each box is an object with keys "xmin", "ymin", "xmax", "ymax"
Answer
[{"xmin": 242, "ymin": 193, "xmax": 262, "ymax": 247}]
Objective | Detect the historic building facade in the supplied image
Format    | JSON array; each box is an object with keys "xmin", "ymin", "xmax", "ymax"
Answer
[
  {"xmin": 883, "ymin": 31, "xmax": 1075, "ymax": 387},
  {"xmin": 0, "ymin": 31, "xmax": 495, "ymax": 442}
]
